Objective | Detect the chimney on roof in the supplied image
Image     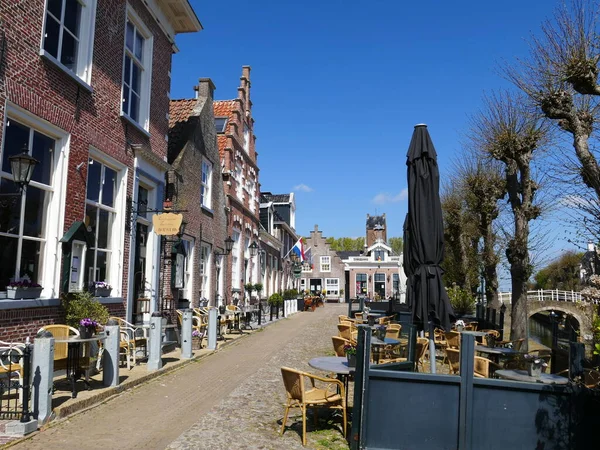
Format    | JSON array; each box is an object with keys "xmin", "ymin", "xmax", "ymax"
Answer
[{"xmin": 197, "ymin": 78, "xmax": 216, "ymax": 102}]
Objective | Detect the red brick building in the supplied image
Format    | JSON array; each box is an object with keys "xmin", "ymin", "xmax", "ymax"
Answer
[
  {"xmin": 0, "ymin": 0, "xmax": 201, "ymax": 341},
  {"xmin": 168, "ymin": 78, "xmax": 229, "ymax": 308},
  {"xmin": 214, "ymin": 66, "xmax": 261, "ymax": 305}
]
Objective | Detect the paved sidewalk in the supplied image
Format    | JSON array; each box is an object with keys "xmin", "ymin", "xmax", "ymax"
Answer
[{"xmin": 8, "ymin": 304, "xmax": 347, "ymax": 450}]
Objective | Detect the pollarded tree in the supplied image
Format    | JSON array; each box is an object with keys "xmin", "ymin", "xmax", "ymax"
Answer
[
  {"xmin": 460, "ymin": 158, "xmax": 506, "ymax": 308},
  {"xmin": 507, "ymin": 0, "xmax": 600, "ymax": 241},
  {"xmin": 469, "ymin": 91, "xmax": 548, "ymax": 350},
  {"xmin": 441, "ymin": 178, "xmax": 480, "ymax": 293}
]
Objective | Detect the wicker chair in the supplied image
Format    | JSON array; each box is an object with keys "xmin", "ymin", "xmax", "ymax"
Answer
[
  {"xmin": 474, "ymin": 356, "xmax": 501, "ymax": 378},
  {"xmin": 385, "ymin": 324, "xmax": 401, "ymax": 340},
  {"xmin": 337, "ymin": 324, "xmax": 354, "ymax": 343},
  {"xmin": 445, "ymin": 348, "xmax": 461, "ymax": 374},
  {"xmin": 332, "ymin": 336, "xmax": 351, "ymax": 357},
  {"xmin": 445, "ymin": 331, "xmax": 461, "ymax": 349},
  {"xmin": 415, "ymin": 338, "xmax": 429, "ymax": 372},
  {"xmin": 280, "ymin": 367, "xmax": 347, "ymax": 446},
  {"xmin": 39, "ymin": 325, "xmax": 80, "ymax": 371},
  {"xmin": 176, "ymin": 310, "xmax": 207, "ymax": 347}
]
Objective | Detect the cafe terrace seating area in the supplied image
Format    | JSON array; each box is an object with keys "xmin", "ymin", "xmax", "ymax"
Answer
[
  {"xmin": 0, "ymin": 301, "xmax": 296, "ymax": 439},
  {"xmin": 279, "ymin": 303, "xmax": 600, "ymax": 448}
]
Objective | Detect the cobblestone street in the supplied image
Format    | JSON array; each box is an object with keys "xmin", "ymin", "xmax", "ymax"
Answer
[{"xmin": 9, "ymin": 304, "xmax": 348, "ymax": 450}]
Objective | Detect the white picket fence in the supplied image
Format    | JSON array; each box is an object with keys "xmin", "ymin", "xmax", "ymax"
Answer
[{"xmin": 498, "ymin": 289, "xmax": 599, "ymax": 304}]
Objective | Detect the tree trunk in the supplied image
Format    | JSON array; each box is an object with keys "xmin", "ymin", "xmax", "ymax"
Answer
[
  {"xmin": 483, "ymin": 220, "xmax": 500, "ymax": 309},
  {"xmin": 505, "ymin": 161, "xmax": 532, "ymax": 352}
]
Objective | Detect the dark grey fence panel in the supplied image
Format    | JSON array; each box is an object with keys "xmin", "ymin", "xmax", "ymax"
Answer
[
  {"xmin": 364, "ymin": 372, "xmax": 460, "ymax": 450},
  {"xmin": 470, "ymin": 380, "xmax": 572, "ymax": 450},
  {"xmin": 353, "ymin": 329, "xmax": 599, "ymax": 450}
]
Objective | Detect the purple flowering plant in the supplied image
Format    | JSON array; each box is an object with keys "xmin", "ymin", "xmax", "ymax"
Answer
[
  {"xmin": 343, "ymin": 343, "xmax": 357, "ymax": 356},
  {"xmin": 8, "ymin": 280, "xmax": 42, "ymax": 288},
  {"xmin": 89, "ymin": 281, "xmax": 111, "ymax": 290},
  {"xmin": 80, "ymin": 318, "xmax": 98, "ymax": 328}
]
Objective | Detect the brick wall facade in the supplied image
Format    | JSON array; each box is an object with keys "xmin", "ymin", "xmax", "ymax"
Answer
[
  {"xmin": 215, "ymin": 66, "xmax": 261, "ymax": 303},
  {"xmin": 0, "ymin": 0, "xmax": 190, "ymax": 340}
]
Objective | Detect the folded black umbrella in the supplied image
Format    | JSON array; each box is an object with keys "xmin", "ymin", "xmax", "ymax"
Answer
[{"xmin": 404, "ymin": 124, "xmax": 455, "ymax": 332}]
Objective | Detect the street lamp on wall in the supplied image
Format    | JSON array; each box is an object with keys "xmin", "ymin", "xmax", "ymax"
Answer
[
  {"xmin": 0, "ymin": 146, "xmax": 39, "ymax": 208},
  {"xmin": 9, "ymin": 147, "xmax": 39, "ymax": 191},
  {"xmin": 215, "ymin": 236, "xmax": 234, "ymax": 256},
  {"xmin": 249, "ymin": 241, "xmax": 259, "ymax": 258}
]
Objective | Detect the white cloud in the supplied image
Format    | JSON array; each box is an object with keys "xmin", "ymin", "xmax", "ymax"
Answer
[
  {"xmin": 293, "ymin": 184, "xmax": 314, "ymax": 193},
  {"xmin": 372, "ymin": 188, "xmax": 408, "ymax": 205}
]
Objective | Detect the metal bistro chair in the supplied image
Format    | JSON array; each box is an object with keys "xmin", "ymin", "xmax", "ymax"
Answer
[{"xmin": 0, "ymin": 340, "xmax": 26, "ymax": 403}]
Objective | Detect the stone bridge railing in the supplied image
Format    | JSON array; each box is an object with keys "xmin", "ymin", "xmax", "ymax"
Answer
[{"xmin": 498, "ymin": 289, "xmax": 599, "ymax": 305}]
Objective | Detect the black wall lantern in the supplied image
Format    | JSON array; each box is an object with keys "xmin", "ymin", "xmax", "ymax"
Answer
[
  {"xmin": 10, "ymin": 148, "xmax": 39, "ymax": 191},
  {"xmin": 249, "ymin": 241, "xmax": 259, "ymax": 258}
]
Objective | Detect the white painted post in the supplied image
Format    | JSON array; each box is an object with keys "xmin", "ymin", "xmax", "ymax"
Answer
[
  {"xmin": 207, "ymin": 308, "xmax": 218, "ymax": 350},
  {"xmin": 32, "ymin": 334, "xmax": 54, "ymax": 425},
  {"xmin": 103, "ymin": 322, "xmax": 120, "ymax": 387},
  {"xmin": 180, "ymin": 309, "xmax": 193, "ymax": 359},
  {"xmin": 147, "ymin": 313, "xmax": 163, "ymax": 371}
]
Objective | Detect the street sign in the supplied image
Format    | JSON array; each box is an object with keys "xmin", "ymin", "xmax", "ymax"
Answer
[{"xmin": 152, "ymin": 213, "xmax": 183, "ymax": 236}]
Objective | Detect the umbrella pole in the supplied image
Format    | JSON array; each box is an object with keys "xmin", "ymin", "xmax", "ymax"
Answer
[{"xmin": 428, "ymin": 320, "xmax": 436, "ymax": 374}]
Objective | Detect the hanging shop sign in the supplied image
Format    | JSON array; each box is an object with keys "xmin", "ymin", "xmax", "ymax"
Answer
[{"xmin": 152, "ymin": 213, "xmax": 183, "ymax": 236}]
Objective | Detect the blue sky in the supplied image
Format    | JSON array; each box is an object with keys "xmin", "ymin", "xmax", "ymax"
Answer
[{"xmin": 171, "ymin": 0, "xmax": 575, "ymax": 283}]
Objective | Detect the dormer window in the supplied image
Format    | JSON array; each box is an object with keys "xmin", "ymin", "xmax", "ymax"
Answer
[
  {"xmin": 215, "ymin": 117, "xmax": 228, "ymax": 133},
  {"xmin": 374, "ymin": 250, "xmax": 385, "ymax": 261}
]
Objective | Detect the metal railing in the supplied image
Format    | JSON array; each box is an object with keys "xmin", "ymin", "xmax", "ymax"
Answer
[
  {"xmin": 498, "ymin": 289, "xmax": 598, "ymax": 304},
  {"xmin": 0, "ymin": 343, "xmax": 32, "ymax": 422}
]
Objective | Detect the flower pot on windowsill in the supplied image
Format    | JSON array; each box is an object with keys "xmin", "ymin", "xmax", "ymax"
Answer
[
  {"xmin": 93, "ymin": 287, "xmax": 111, "ymax": 297},
  {"xmin": 6, "ymin": 287, "xmax": 43, "ymax": 299}
]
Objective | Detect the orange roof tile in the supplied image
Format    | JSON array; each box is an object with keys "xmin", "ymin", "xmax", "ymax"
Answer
[
  {"xmin": 169, "ymin": 99, "xmax": 196, "ymax": 128},
  {"xmin": 213, "ymin": 100, "xmax": 237, "ymax": 118}
]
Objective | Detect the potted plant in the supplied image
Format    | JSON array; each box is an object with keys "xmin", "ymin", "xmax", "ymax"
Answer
[
  {"xmin": 89, "ymin": 281, "xmax": 112, "ymax": 297},
  {"xmin": 6, "ymin": 280, "xmax": 43, "ymax": 299},
  {"xmin": 344, "ymin": 343, "xmax": 357, "ymax": 367},
  {"xmin": 62, "ymin": 291, "xmax": 110, "ymax": 330},
  {"xmin": 79, "ymin": 318, "xmax": 98, "ymax": 339},
  {"xmin": 192, "ymin": 329, "xmax": 202, "ymax": 349},
  {"xmin": 244, "ymin": 283, "xmax": 255, "ymax": 300},
  {"xmin": 524, "ymin": 354, "xmax": 548, "ymax": 377},
  {"xmin": 253, "ymin": 283, "xmax": 263, "ymax": 300}
]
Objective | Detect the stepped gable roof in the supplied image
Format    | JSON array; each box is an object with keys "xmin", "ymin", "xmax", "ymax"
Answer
[{"xmin": 169, "ymin": 99, "xmax": 196, "ymax": 128}]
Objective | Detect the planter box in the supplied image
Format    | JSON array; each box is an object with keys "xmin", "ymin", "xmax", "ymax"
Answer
[
  {"xmin": 6, "ymin": 287, "xmax": 43, "ymax": 299},
  {"xmin": 92, "ymin": 287, "xmax": 111, "ymax": 297}
]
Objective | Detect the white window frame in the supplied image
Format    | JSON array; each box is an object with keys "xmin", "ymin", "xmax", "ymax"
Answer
[
  {"xmin": 320, "ymin": 256, "xmax": 331, "ymax": 272},
  {"xmin": 215, "ymin": 117, "xmax": 228, "ymax": 133},
  {"xmin": 134, "ymin": 176, "xmax": 157, "ymax": 299},
  {"xmin": 243, "ymin": 123, "xmax": 250, "ymax": 153},
  {"xmin": 121, "ymin": 6, "xmax": 153, "ymax": 132},
  {"xmin": 231, "ymin": 230, "xmax": 241, "ymax": 290},
  {"xmin": 248, "ymin": 177, "xmax": 256, "ymax": 212},
  {"xmin": 325, "ymin": 278, "xmax": 339, "ymax": 296},
  {"xmin": 84, "ymin": 150, "xmax": 127, "ymax": 297},
  {"xmin": 40, "ymin": 0, "xmax": 97, "ymax": 88},
  {"xmin": 0, "ymin": 104, "xmax": 69, "ymax": 299},
  {"xmin": 201, "ymin": 158, "xmax": 212, "ymax": 210},
  {"xmin": 199, "ymin": 242, "xmax": 211, "ymax": 299}
]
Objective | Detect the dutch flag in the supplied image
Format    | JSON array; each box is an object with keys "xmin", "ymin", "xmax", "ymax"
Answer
[{"xmin": 291, "ymin": 238, "xmax": 305, "ymax": 262}]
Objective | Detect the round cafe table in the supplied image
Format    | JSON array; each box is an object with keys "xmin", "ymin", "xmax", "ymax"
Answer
[
  {"xmin": 496, "ymin": 369, "xmax": 569, "ymax": 385},
  {"xmin": 309, "ymin": 356, "xmax": 352, "ymax": 404},
  {"xmin": 475, "ymin": 345, "xmax": 522, "ymax": 365},
  {"xmin": 54, "ymin": 333, "xmax": 107, "ymax": 398}
]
